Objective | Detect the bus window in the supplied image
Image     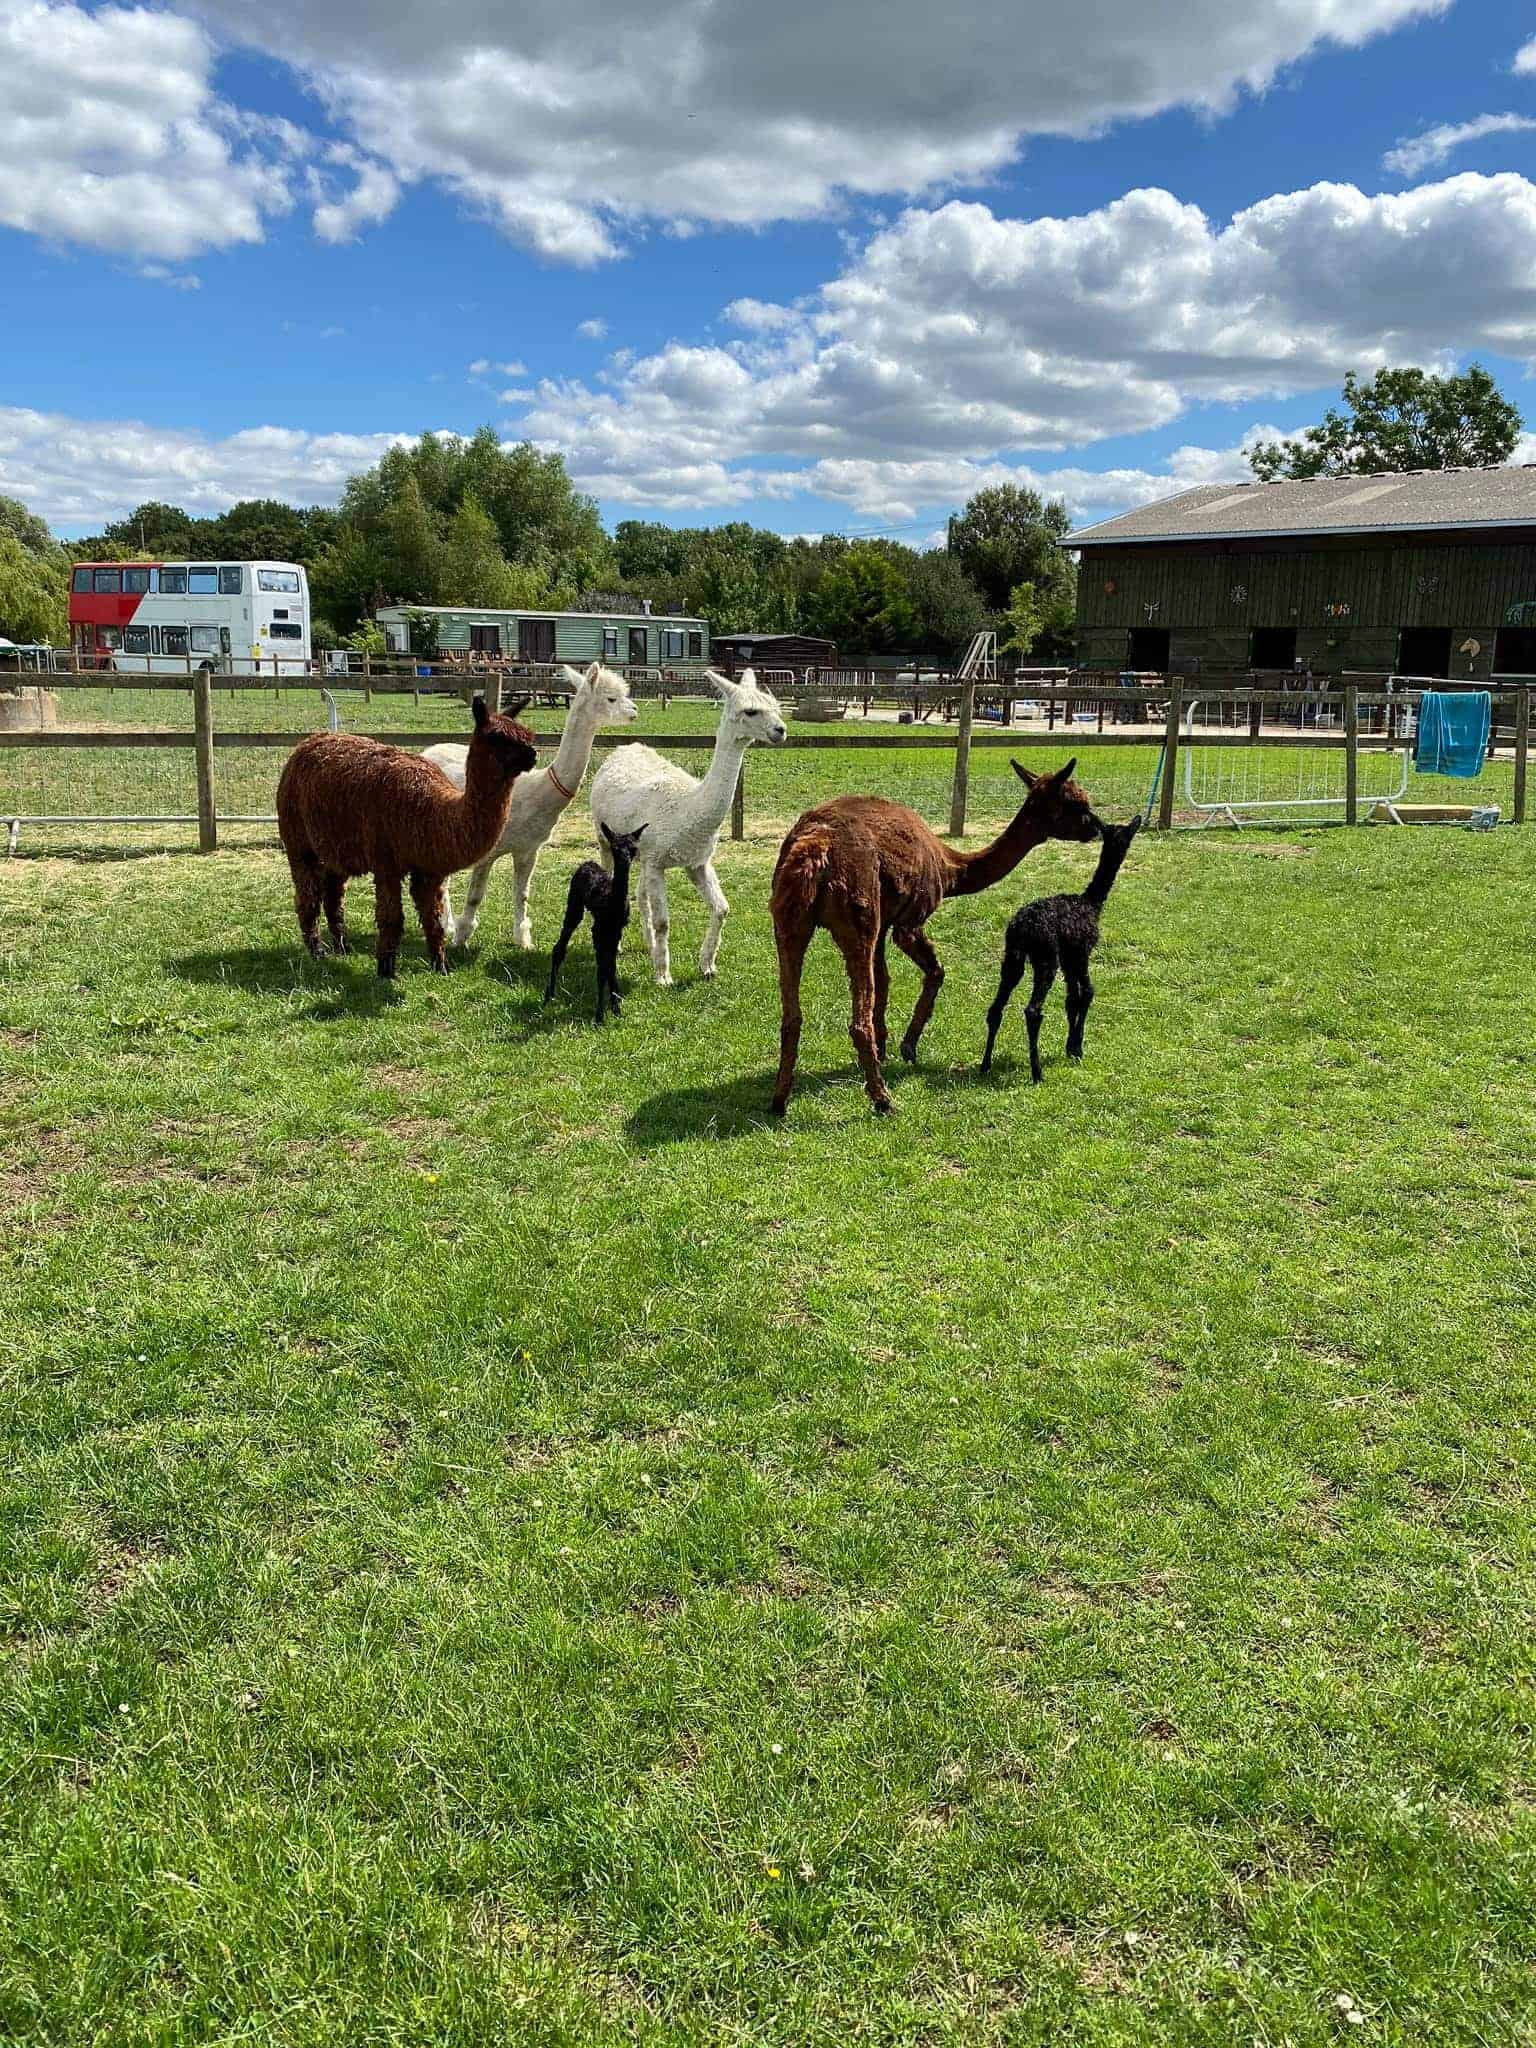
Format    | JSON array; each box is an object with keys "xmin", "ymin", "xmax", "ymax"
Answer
[
  {"xmin": 160, "ymin": 567, "xmax": 188, "ymax": 594},
  {"xmin": 92, "ymin": 568, "xmax": 122, "ymax": 593},
  {"xmin": 122, "ymin": 625, "xmax": 153, "ymax": 655},
  {"xmin": 72, "ymin": 567, "xmax": 91, "ymax": 593},
  {"xmin": 219, "ymin": 567, "xmax": 242, "ymax": 594},
  {"xmin": 188, "ymin": 567, "xmax": 218, "ymax": 594},
  {"xmin": 123, "ymin": 566, "xmax": 152, "ymax": 594},
  {"xmin": 269, "ymin": 622, "xmax": 303, "ymax": 639},
  {"xmin": 98, "ymin": 626, "xmax": 121, "ymax": 650},
  {"xmin": 190, "ymin": 626, "xmax": 220, "ymax": 654},
  {"xmin": 257, "ymin": 569, "xmax": 301, "ymax": 593},
  {"xmin": 161, "ymin": 625, "xmax": 189, "ymax": 657}
]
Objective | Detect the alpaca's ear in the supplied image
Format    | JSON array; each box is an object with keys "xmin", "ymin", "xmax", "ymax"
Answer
[
  {"xmin": 1051, "ymin": 757, "xmax": 1078, "ymax": 784},
  {"xmin": 738, "ymin": 668, "xmax": 757, "ymax": 690},
  {"xmin": 632, "ymin": 821, "xmax": 648, "ymax": 839},
  {"xmin": 1011, "ymin": 758, "xmax": 1040, "ymax": 788},
  {"xmin": 703, "ymin": 668, "xmax": 735, "ymax": 697},
  {"xmin": 559, "ymin": 664, "xmax": 583, "ymax": 684},
  {"xmin": 472, "ymin": 693, "xmax": 488, "ymax": 728},
  {"xmin": 503, "ymin": 694, "xmax": 531, "ymax": 720},
  {"xmin": 600, "ymin": 821, "xmax": 618, "ymax": 851},
  {"xmin": 583, "ymin": 662, "xmax": 602, "ymax": 683}
]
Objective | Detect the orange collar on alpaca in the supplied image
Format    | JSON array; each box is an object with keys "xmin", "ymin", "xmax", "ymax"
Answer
[{"xmin": 546, "ymin": 763, "xmax": 576, "ymax": 802}]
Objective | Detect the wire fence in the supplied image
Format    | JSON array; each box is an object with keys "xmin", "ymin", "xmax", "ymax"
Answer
[{"xmin": 1, "ymin": 674, "xmax": 1530, "ymax": 856}]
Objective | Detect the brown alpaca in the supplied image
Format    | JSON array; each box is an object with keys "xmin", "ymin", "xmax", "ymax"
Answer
[
  {"xmin": 277, "ymin": 694, "xmax": 537, "ymax": 978},
  {"xmin": 769, "ymin": 759, "xmax": 1099, "ymax": 1115}
]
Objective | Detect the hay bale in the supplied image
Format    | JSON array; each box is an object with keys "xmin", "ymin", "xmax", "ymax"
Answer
[{"xmin": 792, "ymin": 697, "xmax": 845, "ymax": 723}]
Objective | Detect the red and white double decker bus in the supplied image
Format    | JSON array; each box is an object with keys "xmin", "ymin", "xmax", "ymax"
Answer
[{"xmin": 68, "ymin": 561, "xmax": 312, "ymax": 675}]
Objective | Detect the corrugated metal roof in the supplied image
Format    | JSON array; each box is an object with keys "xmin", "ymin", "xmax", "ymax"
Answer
[{"xmin": 1066, "ymin": 466, "xmax": 1536, "ymax": 546}]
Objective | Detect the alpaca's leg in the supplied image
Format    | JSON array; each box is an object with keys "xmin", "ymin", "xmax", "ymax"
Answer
[
  {"xmin": 288, "ymin": 850, "xmax": 325, "ymax": 958},
  {"xmin": 893, "ymin": 924, "xmax": 945, "ymax": 1064},
  {"xmin": 509, "ymin": 848, "xmax": 540, "ymax": 950},
  {"xmin": 594, "ymin": 934, "xmax": 619, "ymax": 1023},
  {"xmin": 544, "ymin": 892, "xmax": 584, "ymax": 1005},
  {"xmin": 1062, "ymin": 944, "xmax": 1094, "ymax": 1061},
  {"xmin": 451, "ymin": 852, "xmax": 496, "ymax": 948},
  {"xmin": 322, "ymin": 870, "xmax": 349, "ymax": 954},
  {"xmin": 980, "ymin": 948, "xmax": 1028, "ymax": 1074},
  {"xmin": 770, "ymin": 918, "xmax": 813, "ymax": 1116},
  {"xmin": 374, "ymin": 869, "xmax": 406, "ymax": 979},
  {"xmin": 838, "ymin": 929, "xmax": 892, "ymax": 1112},
  {"xmin": 1024, "ymin": 954, "xmax": 1059, "ymax": 1083},
  {"xmin": 409, "ymin": 870, "xmax": 451, "ymax": 973},
  {"xmin": 872, "ymin": 932, "xmax": 891, "ymax": 1060},
  {"xmin": 647, "ymin": 869, "xmax": 674, "ymax": 986},
  {"xmin": 689, "ymin": 862, "xmax": 730, "ymax": 978}
]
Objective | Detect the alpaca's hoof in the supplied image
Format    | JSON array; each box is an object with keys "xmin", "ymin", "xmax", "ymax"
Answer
[
  {"xmin": 430, "ymin": 956, "xmax": 450, "ymax": 975},
  {"xmin": 655, "ymin": 973, "xmax": 674, "ymax": 988},
  {"xmin": 872, "ymin": 1096, "xmax": 896, "ymax": 1116},
  {"xmin": 332, "ymin": 934, "xmax": 349, "ymax": 956},
  {"xmin": 899, "ymin": 1042, "xmax": 919, "ymax": 1066},
  {"xmin": 514, "ymin": 929, "xmax": 534, "ymax": 950},
  {"xmin": 700, "ymin": 964, "xmax": 717, "ymax": 980},
  {"xmin": 770, "ymin": 1098, "xmax": 789, "ymax": 1118}
]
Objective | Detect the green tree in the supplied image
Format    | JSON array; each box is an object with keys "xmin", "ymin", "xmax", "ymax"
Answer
[
  {"xmin": 805, "ymin": 543, "xmax": 918, "ymax": 655},
  {"xmin": 1249, "ymin": 365, "xmax": 1523, "ymax": 480},
  {"xmin": 0, "ymin": 495, "xmax": 57, "ymax": 557},
  {"xmin": 0, "ymin": 533, "xmax": 68, "ymax": 644},
  {"xmin": 907, "ymin": 548, "xmax": 988, "ymax": 657},
  {"xmin": 947, "ymin": 484, "xmax": 1073, "ymax": 615},
  {"xmin": 384, "ymin": 476, "xmax": 443, "ymax": 603}
]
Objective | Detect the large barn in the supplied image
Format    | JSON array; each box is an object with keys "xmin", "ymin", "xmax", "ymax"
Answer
[{"xmin": 1067, "ymin": 467, "xmax": 1536, "ymax": 682}]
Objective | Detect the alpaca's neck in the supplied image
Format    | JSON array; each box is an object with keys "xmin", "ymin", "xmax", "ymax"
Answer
[
  {"xmin": 942, "ymin": 811, "xmax": 1049, "ymax": 898},
  {"xmin": 694, "ymin": 728, "xmax": 749, "ymax": 820},
  {"xmin": 549, "ymin": 694, "xmax": 601, "ymax": 799},
  {"xmin": 461, "ymin": 742, "xmax": 518, "ymax": 848},
  {"xmin": 1082, "ymin": 842, "xmax": 1129, "ymax": 911}
]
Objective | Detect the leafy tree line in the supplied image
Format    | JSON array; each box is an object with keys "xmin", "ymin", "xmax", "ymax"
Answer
[{"xmin": 6, "ymin": 365, "xmax": 1522, "ymax": 659}]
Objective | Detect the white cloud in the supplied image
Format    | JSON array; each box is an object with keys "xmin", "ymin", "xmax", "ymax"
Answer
[
  {"xmin": 1383, "ymin": 113, "xmax": 1536, "ymax": 177},
  {"xmin": 139, "ymin": 264, "xmax": 202, "ymax": 290},
  {"xmin": 724, "ymin": 299, "xmax": 803, "ymax": 333},
  {"xmin": 519, "ymin": 172, "xmax": 1536, "ymax": 516},
  {"xmin": 311, "ymin": 143, "xmax": 399, "ymax": 242},
  {"xmin": 185, "ymin": 0, "xmax": 1441, "ymax": 261},
  {"xmin": 0, "ymin": 0, "xmax": 299, "ymax": 260},
  {"xmin": 1516, "ymin": 38, "xmax": 1536, "ymax": 76},
  {"xmin": 0, "ymin": 406, "xmax": 413, "ymax": 525},
  {"xmin": 577, "ymin": 317, "xmax": 609, "ymax": 340}
]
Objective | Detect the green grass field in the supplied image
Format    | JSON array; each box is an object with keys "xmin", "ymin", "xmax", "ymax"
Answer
[{"xmin": 1, "ymin": 780, "xmax": 1534, "ymax": 2043}]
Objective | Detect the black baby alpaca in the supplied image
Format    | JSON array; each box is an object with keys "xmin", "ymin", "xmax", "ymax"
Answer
[
  {"xmin": 545, "ymin": 824, "xmax": 648, "ymax": 1022},
  {"xmin": 980, "ymin": 816, "xmax": 1141, "ymax": 1081}
]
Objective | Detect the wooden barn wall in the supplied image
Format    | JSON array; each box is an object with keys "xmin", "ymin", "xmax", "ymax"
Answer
[{"xmin": 1075, "ymin": 532, "xmax": 1536, "ymax": 675}]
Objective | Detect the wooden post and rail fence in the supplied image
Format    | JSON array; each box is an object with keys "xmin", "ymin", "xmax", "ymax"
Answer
[{"xmin": 3, "ymin": 673, "xmax": 1533, "ymax": 849}]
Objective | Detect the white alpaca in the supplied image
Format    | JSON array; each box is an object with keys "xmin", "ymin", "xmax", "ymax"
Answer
[
  {"xmin": 588, "ymin": 668, "xmax": 786, "ymax": 985},
  {"xmin": 423, "ymin": 661, "xmax": 636, "ymax": 948}
]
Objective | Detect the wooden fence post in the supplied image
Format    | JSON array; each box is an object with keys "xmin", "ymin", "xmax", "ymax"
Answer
[
  {"xmin": 1156, "ymin": 679, "xmax": 1182, "ymax": 831},
  {"xmin": 731, "ymin": 760, "xmax": 745, "ymax": 841},
  {"xmin": 193, "ymin": 668, "xmax": 218, "ymax": 853},
  {"xmin": 1344, "ymin": 682, "xmax": 1359, "ymax": 826},
  {"xmin": 948, "ymin": 679, "xmax": 976, "ymax": 836},
  {"xmin": 1514, "ymin": 685, "xmax": 1530, "ymax": 827}
]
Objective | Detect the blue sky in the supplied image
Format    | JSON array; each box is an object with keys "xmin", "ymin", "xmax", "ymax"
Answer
[{"xmin": 2, "ymin": 0, "xmax": 1534, "ymax": 540}]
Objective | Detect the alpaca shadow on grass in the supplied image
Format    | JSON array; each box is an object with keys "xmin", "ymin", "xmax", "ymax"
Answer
[
  {"xmin": 167, "ymin": 946, "xmax": 405, "ymax": 1019},
  {"xmin": 624, "ymin": 1063, "xmax": 915, "ymax": 1148}
]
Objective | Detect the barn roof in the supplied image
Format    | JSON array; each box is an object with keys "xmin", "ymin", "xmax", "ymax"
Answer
[{"xmin": 1066, "ymin": 466, "xmax": 1536, "ymax": 547}]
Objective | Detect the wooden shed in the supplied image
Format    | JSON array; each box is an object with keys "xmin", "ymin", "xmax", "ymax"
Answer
[
  {"xmin": 709, "ymin": 632, "xmax": 836, "ymax": 678},
  {"xmin": 374, "ymin": 604, "xmax": 710, "ymax": 669},
  {"xmin": 1067, "ymin": 468, "xmax": 1536, "ymax": 680}
]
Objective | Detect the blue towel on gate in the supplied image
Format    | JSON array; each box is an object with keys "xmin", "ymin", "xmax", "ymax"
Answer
[{"xmin": 1415, "ymin": 691, "xmax": 1490, "ymax": 778}]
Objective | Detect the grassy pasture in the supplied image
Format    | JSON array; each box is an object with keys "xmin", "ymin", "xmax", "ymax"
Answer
[{"xmin": 1, "ymin": 764, "xmax": 1534, "ymax": 2044}]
